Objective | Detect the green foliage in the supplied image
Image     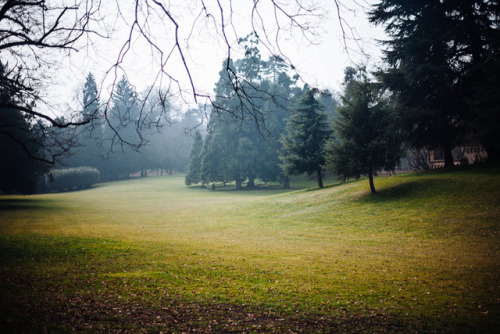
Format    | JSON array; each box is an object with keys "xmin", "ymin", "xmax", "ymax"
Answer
[
  {"xmin": 65, "ymin": 75, "xmax": 196, "ymax": 181},
  {"xmin": 0, "ymin": 62, "xmax": 48, "ymax": 194},
  {"xmin": 199, "ymin": 40, "xmax": 308, "ymax": 189},
  {"xmin": 185, "ymin": 131, "xmax": 203, "ymax": 185},
  {"xmin": 279, "ymin": 88, "xmax": 331, "ymax": 188},
  {"xmin": 325, "ymin": 67, "xmax": 403, "ymax": 193},
  {"xmin": 369, "ymin": 0, "xmax": 500, "ymax": 164},
  {"xmin": 45, "ymin": 167, "xmax": 100, "ymax": 192},
  {"xmin": 64, "ymin": 72, "xmax": 103, "ymax": 171},
  {"xmin": 82, "ymin": 72, "xmax": 100, "ymax": 122}
]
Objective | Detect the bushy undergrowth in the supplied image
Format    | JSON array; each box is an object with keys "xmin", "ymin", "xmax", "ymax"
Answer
[{"xmin": 43, "ymin": 166, "xmax": 100, "ymax": 192}]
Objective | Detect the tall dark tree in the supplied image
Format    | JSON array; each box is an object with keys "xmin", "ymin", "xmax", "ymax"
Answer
[
  {"xmin": 458, "ymin": 1, "xmax": 500, "ymax": 160},
  {"xmin": 0, "ymin": 63, "xmax": 48, "ymax": 193},
  {"xmin": 370, "ymin": 0, "xmax": 500, "ymax": 165},
  {"xmin": 325, "ymin": 67, "xmax": 403, "ymax": 194},
  {"xmin": 279, "ymin": 88, "xmax": 331, "ymax": 188}
]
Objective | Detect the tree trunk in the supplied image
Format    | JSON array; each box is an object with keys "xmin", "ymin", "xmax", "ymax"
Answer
[
  {"xmin": 368, "ymin": 170, "xmax": 376, "ymax": 194},
  {"xmin": 485, "ymin": 143, "xmax": 500, "ymax": 161},
  {"xmin": 235, "ymin": 177, "xmax": 242, "ymax": 190},
  {"xmin": 317, "ymin": 169, "xmax": 323, "ymax": 188},
  {"xmin": 443, "ymin": 140, "xmax": 454, "ymax": 167},
  {"xmin": 283, "ymin": 175, "xmax": 290, "ymax": 189},
  {"xmin": 247, "ymin": 177, "xmax": 255, "ymax": 189}
]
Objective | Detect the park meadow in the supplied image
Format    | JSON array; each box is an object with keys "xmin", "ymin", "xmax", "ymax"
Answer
[{"xmin": 1, "ymin": 163, "xmax": 499, "ymax": 333}]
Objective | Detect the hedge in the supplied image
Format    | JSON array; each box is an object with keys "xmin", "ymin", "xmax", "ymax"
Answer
[{"xmin": 45, "ymin": 167, "xmax": 100, "ymax": 192}]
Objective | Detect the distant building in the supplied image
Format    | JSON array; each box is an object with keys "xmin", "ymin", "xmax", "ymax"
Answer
[{"xmin": 429, "ymin": 145, "xmax": 488, "ymax": 168}]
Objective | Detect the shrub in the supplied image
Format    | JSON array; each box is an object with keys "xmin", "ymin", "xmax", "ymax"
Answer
[{"xmin": 45, "ymin": 167, "xmax": 100, "ymax": 192}]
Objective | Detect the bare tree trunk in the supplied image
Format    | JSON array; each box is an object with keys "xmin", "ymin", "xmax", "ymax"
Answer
[
  {"xmin": 283, "ymin": 175, "xmax": 290, "ymax": 189},
  {"xmin": 368, "ymin": 170, "xmax": 376, "ymax": 194},
  {"xmin": 317, "ymin": 169, "xmax": 323, "ymax": 188},
  {"xmin": 443, "ymin": 140, "xmax": 455, "ymax": 167},
  {"xmin": 235, "ymin": 177, "xmax": 242, "ymax": 190},
  {"xmin": 247, "ymin": 177, "xmax": 255, "ymax": 189}
]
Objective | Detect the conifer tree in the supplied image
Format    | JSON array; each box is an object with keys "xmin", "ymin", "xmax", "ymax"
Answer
[
  {"xmin": 185, "ymin": 131, "xmax": 203, "ymax": 185},
  {"xmin": 82, "ymin": 73, "xmax": 100, "ymax": 122},
  {"xmin": 370, "ymin": 0, "xmax": 500, "ymax": 165},
  {"xmin": 101, "ymin": 76, "xmax": 141, "ymax": 180},
  {"xmin": 65, "ymin": 73, "xmax": 102, "ymax": 169},
  {"xmin": 325, "ymin": 67, "xmax": 403, "ymax": 194},
  {"xmin": 279, "ymin": 88, "xmax": 331, "ymax": 188}
]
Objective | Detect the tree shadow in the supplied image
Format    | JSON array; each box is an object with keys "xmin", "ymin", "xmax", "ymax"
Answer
[
  {"xmin": 356, "ymin": 179, "xmax": 435, "ymax": 204},
  {"xmin": 0, "ymin": 198, "xmax": 56, "ymax": 212}
]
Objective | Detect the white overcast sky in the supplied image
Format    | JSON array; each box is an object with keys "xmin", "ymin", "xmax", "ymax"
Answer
[{"xmin": 47, "ymin": 0, "xmax": 386, "ymax": 113}]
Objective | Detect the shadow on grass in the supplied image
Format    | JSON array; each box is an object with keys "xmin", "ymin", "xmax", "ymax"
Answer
[
  {"xmin": 0, "ymin": 198, "xmax": 58, "ymax": 212},
  {"xmin": 356, "ymin": 179, "xmax": 436, "ymax": 204}
]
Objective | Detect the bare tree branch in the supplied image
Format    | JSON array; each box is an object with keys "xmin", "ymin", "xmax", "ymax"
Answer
[{"xmin": 1, "ymin": 0, "xmax": 362, "ymax": 164}]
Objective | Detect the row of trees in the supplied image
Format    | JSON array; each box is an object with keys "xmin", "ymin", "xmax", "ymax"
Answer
[
  {"xmin": 0, "ymin": 66, "xmax": 198, "ymax": 193},
  {"xmin": 185, "ymin": 60, "xmax": 402, "ymax": 194},
  {"xmin": 184, "ymin": 1, "xmax": 500, "ymax": 193},
  {"xmin": 2, "ymin": 1, "xmax": 498, "ymax": 194},
  {"xmin": 61, "ymin": 74, "xmax": 197, "ymax": 181},
  {"xmin": 185, "ymin": 36, "xmax": 337, "ymax": 190}
]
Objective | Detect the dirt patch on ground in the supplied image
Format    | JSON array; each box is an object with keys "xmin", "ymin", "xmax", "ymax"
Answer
[{"xmin": 2, "ymin": 295, "xmax": 419, "ymax": 333}]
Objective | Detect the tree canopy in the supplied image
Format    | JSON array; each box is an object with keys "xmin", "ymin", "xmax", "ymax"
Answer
[
  {"xmin": 279, "ymin": 88, "xmax": 331, "ymax": 188},
  {"xmin": 370, "ymin": 0, "xmax": 500, "ymax": 165},
  {"xmin": 325, "ymin": 67, "xmax": 403, "ymax": 194}
]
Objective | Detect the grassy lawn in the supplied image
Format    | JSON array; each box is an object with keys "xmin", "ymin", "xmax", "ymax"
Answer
[{"xmin": 0, "ymin": 166, "xmax": 499, "ymax": 332}]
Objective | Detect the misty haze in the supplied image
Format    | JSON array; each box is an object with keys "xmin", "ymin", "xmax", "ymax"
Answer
[{"xmin": 1, "ymin": 1, "xmax": 499, "ymax": 332}]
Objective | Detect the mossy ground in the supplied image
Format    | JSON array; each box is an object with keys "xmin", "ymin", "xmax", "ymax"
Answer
[{"xmin": 1, "ymin": 165, "xmax": 499, "ymax": 332}]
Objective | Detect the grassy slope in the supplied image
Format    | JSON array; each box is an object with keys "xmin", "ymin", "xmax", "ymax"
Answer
[{"xmin": 0, "ymin": 165, "xmax": 499, "ymax": 332}]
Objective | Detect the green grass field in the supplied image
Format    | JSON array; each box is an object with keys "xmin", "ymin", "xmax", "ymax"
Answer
[{"xmin": 1, "ymin": 165, "xmax": 499, "ymax": 333}]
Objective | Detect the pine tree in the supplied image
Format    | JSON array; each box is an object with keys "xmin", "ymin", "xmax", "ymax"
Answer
[
  {"xmin": 370, "ymin": 0, "xmax": 500, "ymax": 165},
  {"xmin": 279, "ymin": 88, "xmax": 331, "ymax": 188},
  {"xmin": 325, "ymin": 67, "xmax": 403, "ymax": 194},
  {"xmin": 101, "ymin": 76, "xmax": 141, "ymax": 180},
  {"xmin": 185, "ymin": 131, "xmax": 203, "ymax": 185},
  {"xmin": 65, "ymin": 73, "xmax": 102, "ymax": 169},
  {"xmin": 370, "ymin": 1, "xmax": 461, "ymax": 167},
  {"xmin": 82, "ymin": 73, "xmax": 100, "ymax": 122}
]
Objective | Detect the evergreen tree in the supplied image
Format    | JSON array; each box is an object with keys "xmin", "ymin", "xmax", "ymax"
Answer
[
  {"xmin": 199, "ymin": 38, "xmax": 303, "ymax": 190},
  {"xmin": 279, "ymin": 88, "xmax": 331, "ymax": 188},
  {"xmin": 185, "ymin": 130, "xmax": 203, "ymax": 185},
  {"xmin": 370, "ymin": 0, "xmax": 500, "ymax": 164},
  {"xmin": 65, "ymin": 72, "xmax": 102, "ymax": 169},
  {"xmin": 82, "ymin": 73, "xmax": 100, "ymax": 122},
  {"xmin": 325, "ymin": 67, "xmax": 403, "ymax": 194},
  {"xmin": 200, "ymin": 124, "xmax": 229, "ymax": 185},
  {"xmin": 0, "ymin": 63, "xmax": 48, "ymax": 193},
  {"xmin": 370, "ymin": 1, "xmax": 462, "ymax": 167},
  {"xmin": 101, "ymin": 76, "xmax": 141, "ymax": 180},
  {"xmin": 259, "ymin": 76, "xmax": 304, "ymax": 188}
]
